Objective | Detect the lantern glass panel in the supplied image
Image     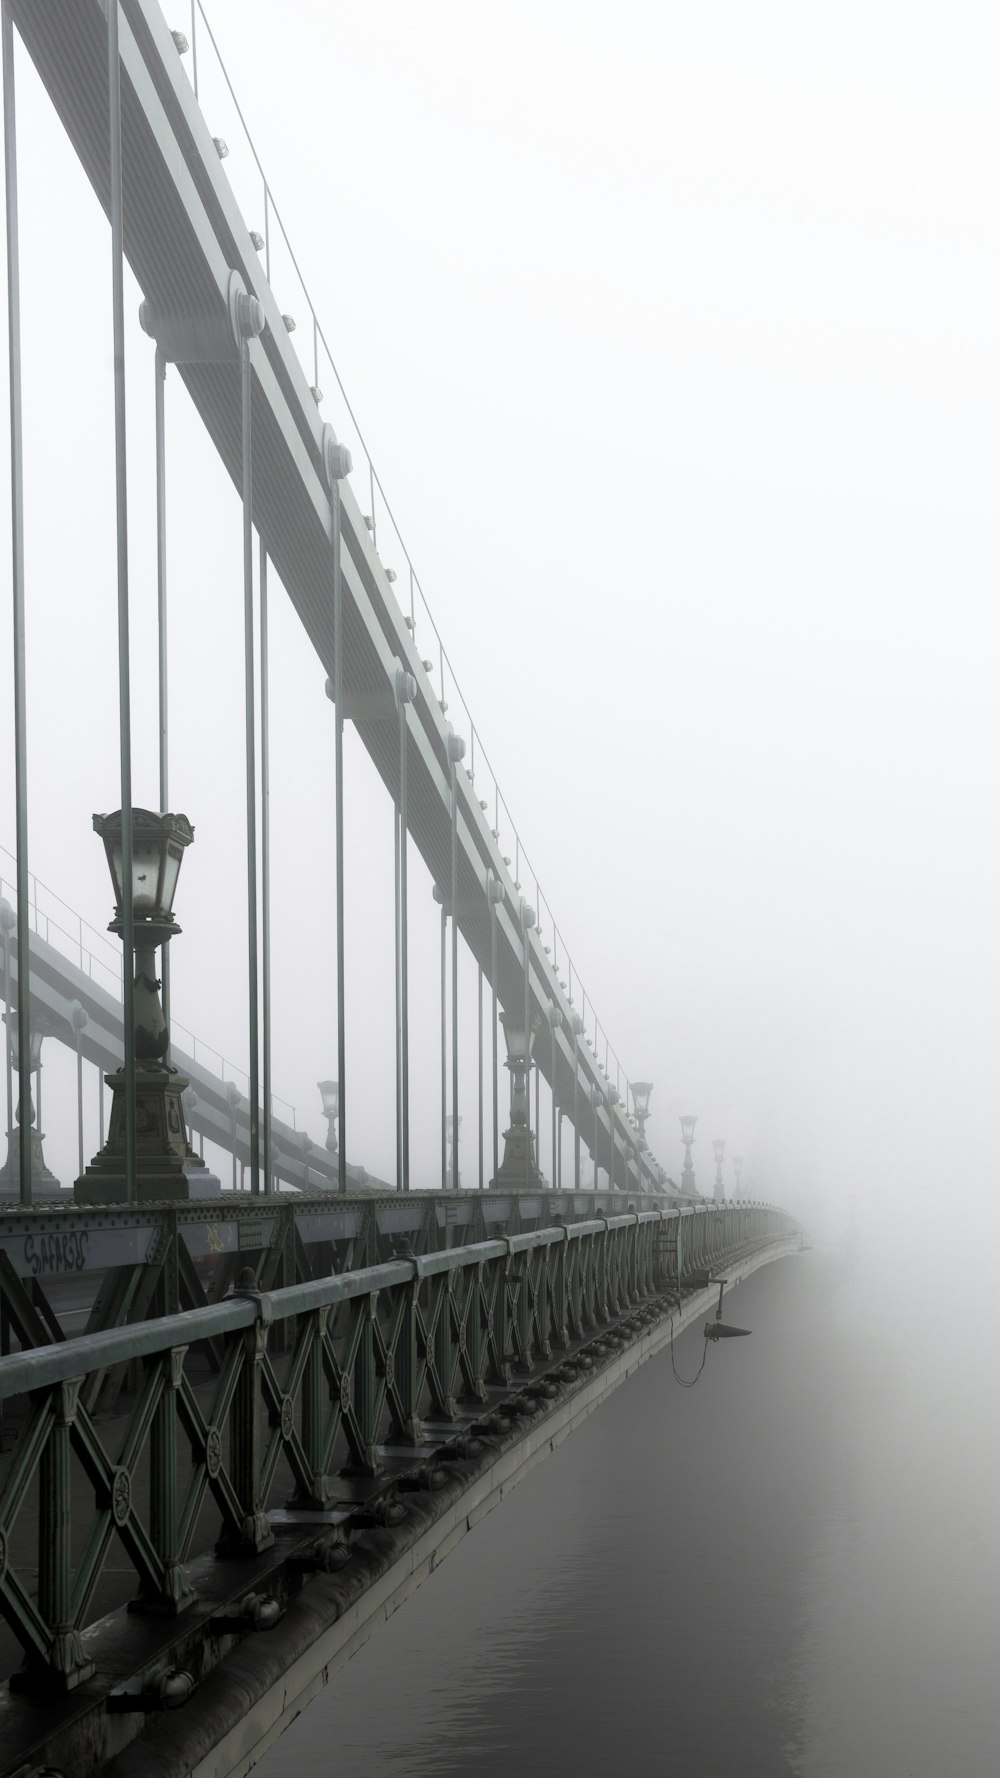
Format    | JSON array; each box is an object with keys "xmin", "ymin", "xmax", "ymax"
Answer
[
  {"xmin": 131, "ymin": 836, "xmax": 166, "ymax": 917},
  {"xmin": 159, "ymin": 842, "xmax": 185, "ymax": 917},
  {"xmin": 680, "ymin": 1115, "xmax": 697, "ymax": 1141},
  {"xmin": 318, "ymin": 1079, "xmax": 339, "ymax": 1117},
  {"xmin": 5, "ymin": 1018, "xmax": 42, "ymax": 1070},
  {"xmin": 500, "ymin": 1014, "xmax": 527, "ymax": 1062}
]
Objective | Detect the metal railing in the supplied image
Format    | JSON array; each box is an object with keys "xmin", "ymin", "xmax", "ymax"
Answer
[{"xmin": 0, "ymin": 1199, "xmax": 793, "ymax": 1688}]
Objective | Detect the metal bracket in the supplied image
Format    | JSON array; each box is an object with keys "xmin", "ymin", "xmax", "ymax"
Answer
[{"xmin": 227, "ymin": 1269, "xmax": 274, "ymax": 1327}]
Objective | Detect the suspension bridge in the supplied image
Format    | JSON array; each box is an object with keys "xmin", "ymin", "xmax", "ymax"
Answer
[{"xmin": 0, "ymin": 4, "xmax": 797, "ymax": 1774}]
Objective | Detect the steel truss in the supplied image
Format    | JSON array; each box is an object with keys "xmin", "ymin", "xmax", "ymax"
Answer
[{"xmin": 0, "ymin": 1201, "xmax": 792, "ymax": 1695}]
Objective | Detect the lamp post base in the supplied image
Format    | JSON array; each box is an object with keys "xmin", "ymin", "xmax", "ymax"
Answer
[
  {"xmin": 0, "ymin": 1127, "xmax": 65, "ymax": 1200},
  {"xmin": 488, "ymin": 1125, "xmax": 549, "ymax": 1191},
  {"xmin": 74, "ymin": 1064, "xmax": 221, "ymax": 1204}
]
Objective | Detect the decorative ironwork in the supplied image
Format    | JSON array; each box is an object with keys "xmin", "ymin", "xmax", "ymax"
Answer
[{"xmin": 0, "ymin": 1201, "xmax": 793, "ymax": 1690}]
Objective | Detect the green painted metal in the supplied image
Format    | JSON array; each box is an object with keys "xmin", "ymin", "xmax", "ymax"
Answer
[{"xmin": 0, "ymin": 1202, "xmax": 793, "ymax": 1688}]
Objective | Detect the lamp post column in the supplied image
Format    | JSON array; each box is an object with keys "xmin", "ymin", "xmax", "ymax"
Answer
[
  {"xmin": 713, "ymin": 1138, "xmax": 726, "ymax": 1204},
  {"xmin": 680, "ymin": 1114, "xmax": 698, "ymax": 1199}
]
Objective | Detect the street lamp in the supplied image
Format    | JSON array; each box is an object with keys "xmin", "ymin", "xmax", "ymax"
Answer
[
  {"xmin": 490, "ymin": 1008, "xmax": 545, "ymax": 1189},
  {"xmin": 75, "ymin": 809, "xmax": 220, "ymax": 1202},
  {"xmin": 732, "ymin": 1153, "xmax": 744, "ymax": 1198},
  {"xmin": 0, "ymin": 1010, "xmax": 62, "ymax": 1196},
  {"xmin": 712, "ymin": 1138, "xmax": 726, "ymax": 1202},
  {"xmin": 318, "ymin": 1079, "xmax": 339, "ymax": 1155},
  {"xmin": 680, "ymin": 1114, "xmax": 697, "ymax": 1197},
  {"xmin": 631, "ymin": 1081, "xmax": 653, "ymax": 1149}
]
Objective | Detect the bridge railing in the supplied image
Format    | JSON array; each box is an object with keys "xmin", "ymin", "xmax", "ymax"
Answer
[{"xmin": 0, "ymin": 1202, "xmax": 792, "ymax": 1689}]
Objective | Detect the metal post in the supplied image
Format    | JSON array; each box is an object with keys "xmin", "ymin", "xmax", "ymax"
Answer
[
  {"xmin": 477, "ymin": 965, "xmax": 484, "ymax": 1191},
  {"xmin": 397, "ymin": 680, "xmax": 410, "ymax": 1191},
  {"xmin": 2, "ymin": 920, "xmax": 11, "ymax": 1153},
  {"xmin": 447, "ymin": 739, "xmax": 464, "ymax": 1193},
  {"xmin": 550, "ymin": 1015, "xmax": 557, "ymax": 1190},
  {"xmin": 106, "ymin": 0, "xmax": 136, "ymax": 1204},
  {"xmin": 154, "ymin": 347, "xmax": 170, "ymax": 1051},
  {"xmin": 573, "ymin": 1028, "xmax": 580, "ymax": 1190},
  {"xmin": 260, "ymin": 542, "xmax": 272, "ymax": 1198},
  {"xmin": 439, "ymin": 903, "xmax": 447, "ymax": 1189},
  {"xmin": 1, "ymin": 4, "xmax": 29, "ymax": 1207},
  {"xmin": 490, "ymin": 895, "xmax": 499, "ymax": 1183},
  {"xmin": 72, "ymin": 1003, "xmax": 86, "ymax": 1178},
  {"xmin": 557, "ymin": 1107, "xmax": 564, "ymax": 1190},
  {"xmin": 394, "ymin": 806, "xmax": 402, "ymax": 1193},
  {"xmin": 522, "ymin": 910, "xmax": 531, "ymax": 1192},
  {"xmin": 239, "ymin": 337, "xmax": 260, "ymax": 1196},
  {"xmin": 332, "ymin": 479, "xmax": 346, "ymax": 1190},
  {"xmin": 189, "ymin": 0, "xmax": 198, "ymax": 97}
]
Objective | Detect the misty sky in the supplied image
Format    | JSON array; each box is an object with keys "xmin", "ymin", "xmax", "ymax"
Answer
[{"xmin": 0, "ymin": 0, "xmax": 997, "ymax": 1230}]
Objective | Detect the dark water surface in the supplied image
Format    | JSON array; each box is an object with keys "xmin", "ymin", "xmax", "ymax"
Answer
[{"xmin": 256, "ymin": 1250, "xmax": 1000, "ymax": 1777}]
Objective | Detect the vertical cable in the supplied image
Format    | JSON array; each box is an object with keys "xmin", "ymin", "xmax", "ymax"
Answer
[
  {"xmin": 332, "ymin": 479, "xmax": 346, "ymax": 1190},
  {"xmin": 259, "ymin": 541, "xmax": 272, "ymax": 1198},
  {"xmin": 439, "ymin": 904, "xmax": 447, "ymax": 1189},
  {"xmin": 557, "ymin": 1107, "xmax": 563, "ymax": 1190},
  {"xmin": 573, "ymin": 1028, "xmax": 580, "ymax": 1190},
  {"xmin": 106, "ymin": 0, "xmax": 136, "ymax": 1204},
  {"xmin": 1, "ymin": 1, "xmax": 27, "ymax": 1206},
  {"xmin": 550, "ymin": 1017, "xmax": 557, "ymax": 1189},
  {"xmin": 393, "ymin": 804, "xmax": 401, "ymax": 1193},
  {"xmin": 2, "ymin": 935, "xmax": 11, "ymax": 1148},
  {"xmin": 490, "ymin": 900, "xmax": 498, "ymax": 1182},
  {"xmin": 239, "ymin": 339, "xmax": 260, "ymax": 1194},
  {"xmin": 477, "ymin": 965, "xmax": 483, "ymax": 1191},
  {"xmin": 522, "ymin": 917, "xmax": 530, "ymax": 1191},
  {"xmin": 398, "ymin": 688, "xmax": 410, "ymax": 1191},
  {"xmin": 154, "ymin": 347, "xmax": 169, "ymax": 1052},
  {"xmin": 449, "ymin": 764, "xmax": 459, "ymax": 1192},
  {"xmin": 189, "ymin": 0, "xmax": 198, "ymax": 98}
]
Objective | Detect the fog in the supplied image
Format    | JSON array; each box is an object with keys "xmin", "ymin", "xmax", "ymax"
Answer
[{"xmin": 0, "ymin": 1, "xmax": 997, "ymax": 1764}]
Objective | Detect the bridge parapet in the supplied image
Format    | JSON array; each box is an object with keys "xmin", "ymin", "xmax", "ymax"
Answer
[
  {"xmin": 0, "ymin": 1199, "xmax": 793, "ymax": 1735},
  {"xmin": 0, "ymin": 1188, "xmax": 706, "ymax": 1356}
]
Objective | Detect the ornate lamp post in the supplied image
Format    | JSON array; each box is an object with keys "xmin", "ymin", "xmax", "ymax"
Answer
[
  {"xmin": 490, "ymin": 1008, "xmax": 545, "ymax": 1189},
  {"xmin": 732, "ymin": 1153, "xmax": 744, "ymax": 1198},
  {"xmin": 712, "ymin": 1137, "xmax": 726, "ymax": 1202},
  {"xmin": 318, "ymin": 1079, "xmax": 339, "ymax": 1157},
  {"xmin": 631, "ymin": 1081, "xmax": 653, "ymax": 1149},
  {"xmin": 680, "ymin": 1114, "xmax": 697, "ymax": 1197},
  {"xmin": 446, "ymin": 1113, "xmax": 462, "ymax": 1189},
  {"xmin": 0, "ymin": 1011, "xmax": 62, "ymax": 1196},
  {"xmin": 75, "ymin": 809, "xmax": 220, "ymax": 1202}
]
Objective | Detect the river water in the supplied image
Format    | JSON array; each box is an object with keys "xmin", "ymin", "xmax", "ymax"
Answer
[{"xmin": 256, "ymin": 1245, "xmax": 1000, "ymax": 1777}]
